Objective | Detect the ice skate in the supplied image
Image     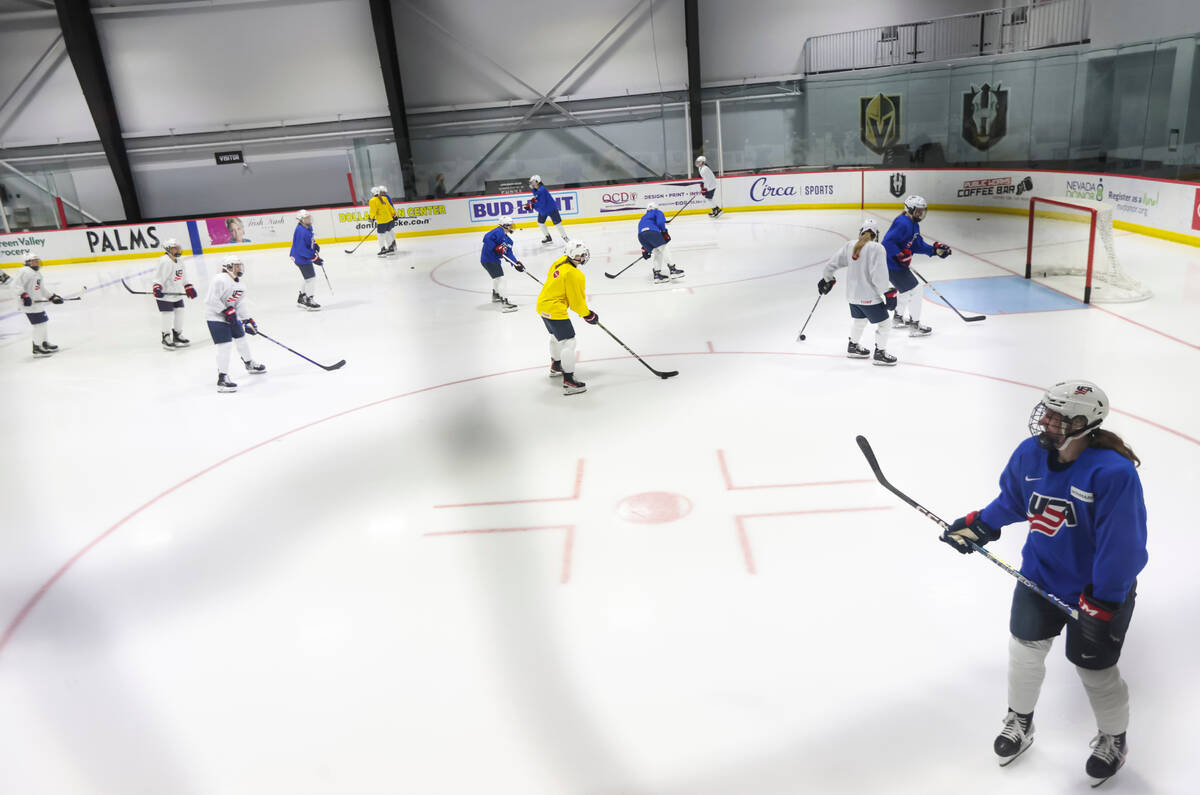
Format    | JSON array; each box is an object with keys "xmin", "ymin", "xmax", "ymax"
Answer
[
  {"xmin": 217, "ymin": 373, "xmax": 238, "ymax": 393},
  {"xmin": 172, "ymin": 330, "xmax": 190, "ymax": 347},
  {"xmin": 652, "ymin": 268, "xmax": 669, "ymax": 284},
  {"xmin": 32, "ymin": 342, "xmax": 54, "ymax": 357},
  {"xmin": 892, "ymin": 313, "xmax": 909, "ymax": 329},
  {"xmin": 548, "ymin": 359, "xmax": 563, "ymax": 378},
  {"xmin": 386, "ymin": 242, "xmax": 396, "ymax": 254},
  {"xmin": 302, "ymin": 294, "xmax": 321, "ymax": 311},
  {"xmin": 668, "ymin": 265, "xmax": 685, "ymax": 280},
  {"xmin": 161, "ymin": 332, "xmax": 176, "ymax": 350},
  {"xmin": 1086, "ymin": 731, "xmax": 1126, "ymax": 787},
  {"xmin": 711, "ymin": 207, "xmax": 722, "ymax": 218},
  {"xmin": 491, "ymin": 290, "xmax": 503, "ymax": 304},
  {"xmin": 242, "ymin": 358, "xmax": 267, "ymax": 374},
  {"xmin": 846, "ymin": 340, "xmax": 870, "ymax": 359},
  {"xmin": 907, "ymin": 319, "xmax": 933, "ymax": 337},
  {"xmin": 377, "ymin": 247, "xmax": 388, "ymax": 256},
  {"xmin": 872, "ymin": 347, "xmax": 898, "ymax": 366},
  {"xmin": 994, "ymin": 709, "xmax": 1035, "ymax": 767},
  {"xmin": 562, "ymin": 374, "xmax": 587, "ymax": 395},
  {"xmin": 40, "ymin": 341, "xmax": 58, "ymax": 353},
  {"xmin": 499, "ymin": 297, "xmax": 518, "ymax": 313},
  {"xmin": 541, "ymin": 235, "xmax": 553, "ymax": 244}
]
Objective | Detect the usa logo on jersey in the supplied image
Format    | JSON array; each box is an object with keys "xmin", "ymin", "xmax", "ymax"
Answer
[{"xmin": 1027, "ymin": 493, "xmax": 1078, "ymax": 537}]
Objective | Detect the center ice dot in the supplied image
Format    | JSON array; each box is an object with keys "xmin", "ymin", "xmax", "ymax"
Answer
[{"xmin": 615, "ymin": 491, "xmax": 692, "ymax": 524}]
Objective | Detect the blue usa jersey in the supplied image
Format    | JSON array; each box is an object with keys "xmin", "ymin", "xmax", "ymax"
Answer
[
  {"xmin": 530, "ymin": 185, "xmax": 556, "ymax": 215},
  {"xmin": 638, "ymin": 208, "xmax": 667, "ymax": 235},
  {"xmin": 882, "ymin": 213, "xmax": 934, "ymax": 271},
  {"xmin": 481, "ymin": 225, "xmax": 514, "ymax": 264},
  {"xmin": 979, "ymin": 436, "xmax": 1148, "ymax": 604},
  {"xmin": 290, "ymin": 223, "xmax": 318, "ymax": 263}
]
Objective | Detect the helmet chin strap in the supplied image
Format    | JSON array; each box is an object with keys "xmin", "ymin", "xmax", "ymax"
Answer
[{"xmin": 1047, "ymin": 422, "xmax": 1099, "ymax": 452}]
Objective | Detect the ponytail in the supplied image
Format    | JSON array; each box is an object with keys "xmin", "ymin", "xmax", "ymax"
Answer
[
  {"xmin": 1088, "ymin": 429, "xmax": 1140, "ymax": 467},
  {"xmin": 852, "ymin": 231, "xmax": 873, "ymax": 258}
]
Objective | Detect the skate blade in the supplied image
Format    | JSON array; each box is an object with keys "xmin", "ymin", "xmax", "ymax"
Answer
[{"xmin": 997, "ymin": 739, "xmax": 1034, "ymax": 767}]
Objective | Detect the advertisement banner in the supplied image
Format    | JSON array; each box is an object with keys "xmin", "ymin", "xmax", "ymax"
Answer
[
  {"xmin": 0, "ymin": 221, "xmax": 192, "ymax": 267},
  {"xmin": 468, "ymin": 192, "xmax": 579, "ymax": 225}
]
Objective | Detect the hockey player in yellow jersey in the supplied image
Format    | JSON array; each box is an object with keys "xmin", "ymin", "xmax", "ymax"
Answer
[
  {"xmin": 536, "ymin": 240, "xmax": 598, "ymax": 395},
  {"xmin": 367, "ymin": 186, "xmax": 398, "ymax": 256}
]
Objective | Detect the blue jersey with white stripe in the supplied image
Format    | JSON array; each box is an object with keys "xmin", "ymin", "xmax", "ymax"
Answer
[
  {"xmin": 881, "ymin": 213, "xmax": 934, "ymax": 271},
  {"xmin": 979, "ymin": 436, "xmax": 1148, "ymax": 604}
]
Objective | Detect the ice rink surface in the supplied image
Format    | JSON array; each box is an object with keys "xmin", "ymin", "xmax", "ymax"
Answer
[{"xmin": 1, "ymin": 208, "xmax": 1198, "ymax": 794}]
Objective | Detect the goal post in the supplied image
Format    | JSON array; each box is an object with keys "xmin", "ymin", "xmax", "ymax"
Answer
[{"xmin": 1024, "ymin": 196, "xmax": 1151, "ymax": 304}]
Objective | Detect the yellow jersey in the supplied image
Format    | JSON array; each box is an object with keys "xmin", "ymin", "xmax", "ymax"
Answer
[
  {"xmin": 535, "ymin": 256, "xmax": 591, "ymax": 320},
  {"xmin": 368, "ymin": 195, "xmax": 397, "ymax": 224}
]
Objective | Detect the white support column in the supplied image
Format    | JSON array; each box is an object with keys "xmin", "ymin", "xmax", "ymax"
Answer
[
  {"xmin": 684, "ymin": 101, "xmax": 692, "ymax": 178},
  {"xmin": 0, "ymin": 190, "xmax": 11, "ymax": 234},
  {"xmin": 715, "ymin": 99, "xmax": 724, "ymax": 176}
]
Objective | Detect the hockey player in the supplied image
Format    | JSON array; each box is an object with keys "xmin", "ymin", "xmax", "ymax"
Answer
[
  {"xmin": 881, "ymin": 195, "xmax": 951, "ymax": 336},
  {"xmin": 14, "ymin": 255, "xmax": 63, "ymax": 357},
  {"xmin": 524, "ymin": 175, "xmax": 569, "ymax": 245},
  {"xmin": 368, "ymin": 185, "xmax": 398, "ymax": 256},
  {"xmin": 204, "ymin": 255, "xmax": 266, "ymax": 393},
  {"xmin": 818, "ymin": 218, "xmax": 899, "ymax": 366},
  {"xmin": 290, "ymin": 209, "xmax": 322, "ymax": 311},
  {"xmin": 480, "ymin": 215, "xmax": 522, "ymax": 312},
  {"xmin": 535, "ymin": 240, "xmax": 596, "ymax": 395},
  {"xmin": 695, "ymin": 155, "xmax": 721, "ymax": 218},
  {"xmin": 941, "ymin": 380, "xmax": 1146, "ymax": 787},
  {"xmin": 152, "ymin": 238, "xmax": 197, "ymax": 350},
  {"xmin": 637, "ymin": 201, "xmax": 684, "ymax": 284}
]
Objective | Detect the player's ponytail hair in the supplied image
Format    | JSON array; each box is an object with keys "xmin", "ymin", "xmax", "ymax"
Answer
[
  {"xmin": 853, "ymin": 231, "xmax": 873, "ymax": 258},
  {"xmin": 1088, "ymin": 429, "xmax": 1140, "ymax": 467}
]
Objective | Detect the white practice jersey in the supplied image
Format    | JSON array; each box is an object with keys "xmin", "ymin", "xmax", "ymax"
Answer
[
  {"xmin": 698, "ymin": 164, "xmax": 717, "ymax": 192},
  {"xmin": 204, "ymin": 271, "xmax": 249, "ymax": 323},
  {"xmin": 822, "ymin": 239, "xmax": 890, "ymax": 305},
  {"xmin": 153, "ymin": 253, "xmax": 189, "ymax": 298},
  {"xmin": 14, "ymin": 265, "xmax": 50, "ymax": 315}
]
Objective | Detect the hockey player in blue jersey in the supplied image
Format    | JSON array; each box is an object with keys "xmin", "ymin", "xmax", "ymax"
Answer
[
  {"xmin": 480, "ymin": 215, "xmax": 522, "ymax": 312},
  {"xmin": 524, "ymin": 175, "xmax": 569, "ymax": 245},
  {"xmin": 941, "ymin": 380, "xmax": 1147, "ymax": 787},
  {"xmin": 637, "ymin": 202, "xmax": 684, "ymax": 284},
  {"xmin": 881, "ymin": 195, "xmax": 951, "ymax": 336},
  {"xmin": 289, "ymin": 209, "xmax": 322, "ymax": 311}
]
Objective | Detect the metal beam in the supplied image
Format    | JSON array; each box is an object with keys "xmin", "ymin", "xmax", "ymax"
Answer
[
  {"xmin": 0, "ymin": 34, "xmax": 65, "ymax": 138},
  {"xmin": 0, "ymin": 159, "xmax": 103, "ymax": 224},
  {"xmin": 368, "ymin": 0, "xmax": 416, "ymax": 199},
  {"xmin": 685, "ymin": 0, "xmax": 703, "ymax": 162},
  {"xmin": 54, "ymin": 0, "xmax": 141, "ymax": 220}
]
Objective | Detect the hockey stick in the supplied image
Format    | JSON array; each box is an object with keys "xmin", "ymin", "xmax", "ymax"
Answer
[
  {"xmin": 912, "ymin": 269, "xmax": 985, "ymax": 322},
  {"xmin": 121, "ymin": 278, "xmax": 183, "ymax": 296},
  {"xmin": 343, "ymin": 227, "xmax": 374, "ymax": 254},
  {"xmin": 603, "ymin": 252, "xmax": 646, "ymax": 280},
  {"xmin": 255, "ymin": 331, "xmax": 346, "ymax": 371},
  {"xmin": 318, "ymin": 261, "xmax": 334, "ymax": 294},
  {"xmin": 796, "ymin": 294, "xmax": 823, "ymax": 342},
  {"xmin": 503, "ymin": 255, "xmax": 541, "ymax": 285},
  {"xmin": 596, "ymin": 321, "xmax": 678, "ymax": 379},
  {"xmin": 666, "ymin": 192, "xmax": 698, "ymax": 223},
  {"xmin": 855, "ymin": 435, "xmax": 1078, "ymax": 620},
  {"xmin": 35, "ymin": 286, "xmax": 87, "ymax": 303}
]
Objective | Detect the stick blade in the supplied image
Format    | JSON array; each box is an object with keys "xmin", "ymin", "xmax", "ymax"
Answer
[
  {"xmin": 604, "ymin": 272, "xmax": 619, "ymax": 279},
  {"xmin": 855, "ymin": 435, "xmax": 884, "ymax": 476},
  {"xmin": 323, "ymin": 360, "xmax": 347, "ymax": 371},
  {"xmin": 657, "ymin": 370, "xmax": 680, "ymax": 379},
  {"xmin": 964, "ymin": 315, "xmax": 987, "ymax": 322}
]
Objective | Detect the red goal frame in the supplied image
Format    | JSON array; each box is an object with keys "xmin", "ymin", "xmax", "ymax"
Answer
[{"xmin": 1024, "ymin": 196, "xmax": 1099, "ymax": 304}]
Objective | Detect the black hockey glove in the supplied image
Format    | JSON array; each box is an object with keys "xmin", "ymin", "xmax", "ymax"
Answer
[
  {"xmin": 884, "ymin": 288, "xmax": 898, "ymax": 311},
  {"xmin": 583, "ymin": 311, "xmax": 599, "ymax": 325},
  {"xmin": 817, "ymin": 277, "xmax": 836, "ymax": 295},
  {"xmin": 49, "ymin": 294, "xmax": 64, "ymax": 304},
  {"xmin": 243, "ymin": 317, "xmax": 259, "ymax": 335},
  {"xmin": 933, "ymin": 242, "xmax": 952, "ymax": 259},
  {"xmin": 641, "ymin": 248, "xmax": 652, "ymax": 260},
  {"xmin": 1077, "ymin": 585, "xmax": 1123, "ymax": 647},
  {"xmin": 662, "ymin": 230, "xmax": 671, "ymax": 243},
  {"xmin": 940, "ymin": 510, "xmax": 1000, "ymax": 554},
  {"xmin": 222, "ymin": 306, "xmax": 238, "ymax": 325},
  {"xmin": 0, "ymin": 271, "xmax": 9, "ymax": 285},
  {"xmin": 511, "ymin": 260, "xmax": 525, "ymax": 272}
]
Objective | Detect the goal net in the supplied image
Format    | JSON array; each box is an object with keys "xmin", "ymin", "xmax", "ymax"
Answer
[{"xmin": 1023, "ymin": 196, "xmax": 1151, "ymax": 303}]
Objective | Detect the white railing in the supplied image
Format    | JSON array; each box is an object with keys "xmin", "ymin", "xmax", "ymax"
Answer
[{"xmin": 801, "ymin": 0, "xmax": 1090, "ymax": 75}]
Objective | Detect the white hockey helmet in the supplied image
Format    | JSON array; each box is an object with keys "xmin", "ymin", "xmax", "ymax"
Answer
[
  {"xmin": 380, "ymin": 185, "xmax": 389, "ymax": 194},
  {"xmin": 646, "ymin": 201, "xmax": 659, "ymax": 211},
  {"xmin": 1029, "ymin": 379, "xmax": 1109, "ymax": 447},
  {"xmin": 903, "ymin": 195, "xmax": 928, "ymax": 220},
  {"xmin": 695, "ymin": 155, "xmax": 706, "ymax": 166},
  {"xmin": 499, "ymin": 215, "xmax": 515, "ymax": 230},
  {"xmin": 221, "ymin": 254, "xmax": 244, "ymax": 276},
  {"xmin": 529, "ymin": 174, "xmax": 542, "ymax": 188},
  {"xmin": 24, "ymin": 254, "xmax": 41, "ymax": 267},
  {"xmin": 163, "ymin": 237, "xmax": 181, "ymax": 251},
  {"xmin": 296, "ymin": 209, "xmax": 312, "ymax": 222},
  {"xmin": 370, "ymin": 186, "xmax": 381, "ymax": 196},
  {"xmin": 565, "ymin": 240, "xmax": 590, "ymax": 265},
  {"xmin": 858, "ymin": 218, "xmax": 880, "ymax": 240}
]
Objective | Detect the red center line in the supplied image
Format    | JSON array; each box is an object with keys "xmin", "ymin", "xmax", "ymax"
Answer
[{"xmin": 434, "ymin": 459, "xmax": 584, "ymax": 508}]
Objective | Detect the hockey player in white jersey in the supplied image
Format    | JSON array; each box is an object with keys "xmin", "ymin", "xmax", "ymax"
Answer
[
  {"xmin": 695, "ymin": 155, "xmax": 721, "ymax": 218},
  {"xmin": 152, "ymin": 238, "xmax": 197, "ymax": 350},
  {"xmin": 818, "ymin": 218, "xmax": 899, "ymax": 366},
  {"xmin": 14, "ymin": 255, "xmax": 63, "ymax": 357},
  {"xmin": 204, "ymin": 255, "xmax": 266, "ymax": 392}
]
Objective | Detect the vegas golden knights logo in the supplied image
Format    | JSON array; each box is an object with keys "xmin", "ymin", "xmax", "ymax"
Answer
[
  {"xmin": 860, "ymin": 93, "xmax": 901, "ymax": 155},
  {"xmin": 962, "ymin": 83, "xmax": 1008, "ymax": 151}
]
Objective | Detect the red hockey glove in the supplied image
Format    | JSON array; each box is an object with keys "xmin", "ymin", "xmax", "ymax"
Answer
[
  {"xmin": 641, "ymin": 247, "xmax": 652, "ymax": 260},
  {"xmin": 662, "ymin": 230, "xmax": 671, "ymax": 243},
  {"xmin": 184, "ymin": 284, "xmax": 197, "ymax": 299},
  {"xmin": 153, "ymin": 284, "xmax": 165, "ymax": 299},
  {"xmin": 896, "ymin": 248, "xmax": 913, "ymax": 266},
  {"xmin": 933, "ymin": 242, "xmax": 952, "ymax": 259},
  {"xmin": 21, "ymin": 292, "xmax": 32, "ymax": 307},
  {"xmin": 222, "ymin": 306, "xmax": 238, "ymax": 324}
]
